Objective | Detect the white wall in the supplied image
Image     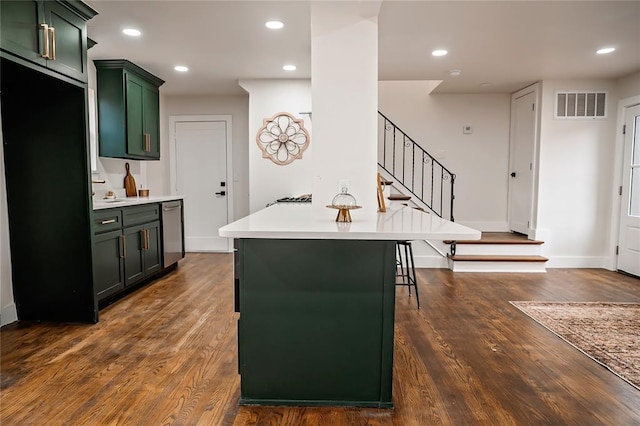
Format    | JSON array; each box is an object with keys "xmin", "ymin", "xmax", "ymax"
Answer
[
  {"xmin": 162, "ymin": 94, "xmax": 250, "ymax": 220},
  {"xmin": 379, "ymin": 81, "xmax": 511, "ymax": 231},
  {"xmin": 238, "ymin": 80, "xmax": 312, "ymax": 213},
  {"xmin": 615, "ymin": 71, "xmax": 640, "ymax": 99},
  {"xmin": 537, "ymin": 79, "xmax": 617, "ymax": 267}
]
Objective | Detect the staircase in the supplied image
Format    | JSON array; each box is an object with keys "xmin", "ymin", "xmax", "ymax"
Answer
[
  {"xmin": 445, "ymin": 233, "xmax": 548, "ymax": 272},
  {"xmin": 378, "ymin": 111, "xmax": 548, "ymax": 273}
]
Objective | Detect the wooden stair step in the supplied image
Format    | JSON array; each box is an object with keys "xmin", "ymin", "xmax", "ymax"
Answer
[
  {"xmin": 388, "ymin": 194, "xmax": 411, "ymax": 201},
  {"xmin": 381, "ymin": 179, "xmax": 394, "ymax": 185},
  {"xmin": 447, "ymin": 255, "xmax": 548, "ymax": 262},
  {"xmin": 444, "ymin": 239, "xmax": 544, "ymax": 245}
]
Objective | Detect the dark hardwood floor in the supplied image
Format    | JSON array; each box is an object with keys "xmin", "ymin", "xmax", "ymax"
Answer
[{"xmin": 2, "ymin": 253, "xmax": 639, "ymax": 425}]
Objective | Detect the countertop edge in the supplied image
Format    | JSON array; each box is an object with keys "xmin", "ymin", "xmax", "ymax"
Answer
[{"xmin": 93, "ymin": 195, "xmax": 184, "ymax": 210}]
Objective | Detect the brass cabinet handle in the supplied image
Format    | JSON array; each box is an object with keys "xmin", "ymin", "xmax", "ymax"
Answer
[
  {"xmin": 145, "ymin": 229, "xmax": 150, "ymax": 250},
  {"xmin": 144, "ymin": 133, "xmax": 151, "ymax": 152},
  {"xmin": 101, "ymin": 219, "xmax": 116, "ymax": 225},
  {"xmin": 40, "ymin": 24, "xmax": 50, "ymax": 58},
  {"xmin": 50, "ymin": 26, "xmax": 56, "ymax": 60},
  {"xmin": 121, "ymin": 235, "xmax": 126, "ymax": 258}
]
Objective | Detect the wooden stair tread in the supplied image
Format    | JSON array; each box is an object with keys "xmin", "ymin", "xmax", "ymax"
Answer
[
  {"xmin": 444, "ymin": 239, "xmax": 544, "ymax": 245},
  {"xmin": 447, "ymin": 255, "xmax": 548, "ymax": 262},
  {"xmin": 444, "ymin": 232, "xmax": 543, "ymax": 245},
  {"xmin": 388, "ymin": 194, "xmax": 411, "ymax": 201}
]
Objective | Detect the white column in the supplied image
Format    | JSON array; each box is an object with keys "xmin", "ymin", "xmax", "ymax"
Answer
[{"xmin": 311, "ymin": 2, "xmax": 381, "ymax": 218}]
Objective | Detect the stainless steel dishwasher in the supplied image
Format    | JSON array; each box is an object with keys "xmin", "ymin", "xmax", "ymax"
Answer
[{"xmin": 162, "ymin": 200, "xmax": 184, "ymax": 267}]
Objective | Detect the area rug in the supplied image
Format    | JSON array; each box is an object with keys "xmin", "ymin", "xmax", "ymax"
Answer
[{"xmin": 510, "ymin": 301, "xmax": 640, "ymax": 391}]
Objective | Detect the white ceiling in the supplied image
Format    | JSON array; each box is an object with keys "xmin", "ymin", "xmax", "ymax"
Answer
[{"xmin": 86, "ymin": 1, "xmax": 640, "ymax": 96}]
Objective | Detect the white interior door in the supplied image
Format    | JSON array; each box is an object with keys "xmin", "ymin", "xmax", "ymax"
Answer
[
  {"xmin": 175, "ymin": 120, "xmax": 229, "ymax": 252},
  {"xmin": 618, "ymin": 103, "xmax": 640, "ymax": 276},
  {"xmin": 509, "ymin": 89, "xmax": 537, "ymax": 235}
]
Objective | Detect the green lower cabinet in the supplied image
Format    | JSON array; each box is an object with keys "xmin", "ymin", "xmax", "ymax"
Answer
[
  {"xmin": 237, "ymin": 238, "xmax": 396, "ymax": 408},
  {"xmin": 143, "ymin": 221, "xmax": 162, "ymax": 276},
  {"xmin": 94, "ymin": 206, "xmax": 164, "ymax": 301},
  {"xmin": 93, "ymin": 229, "xmax": 125, "ymax": 300},
  {"xmin": 124, "ymin": 224, "xmax": 145, "ymax": 286},
  {"xmin": 123, "ymin": 220, "xmax": 161, "ymax": 287}
]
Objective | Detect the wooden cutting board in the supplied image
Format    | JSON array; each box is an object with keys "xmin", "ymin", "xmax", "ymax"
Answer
[{"xmin": 124, "ymin": 162, "xmax": 137, "ymax": 197}]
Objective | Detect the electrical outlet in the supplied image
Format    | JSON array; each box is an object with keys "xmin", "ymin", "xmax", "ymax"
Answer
[
  {"xmin": 463, "ymin": 125, "xmax": 472, "ymax": 134},
  {"xmin": 338, "ymin": 179, "xmax": 350, "ymax": 194}
]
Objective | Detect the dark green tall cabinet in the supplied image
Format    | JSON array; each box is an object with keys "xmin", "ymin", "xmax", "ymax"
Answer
[
  {"xmin": 93, "ymin": 60, "xmax": 165, "ymax": 160},
  {"xmin": 1, "ymin": 1, "xmax": 98, "ymax": 322}
]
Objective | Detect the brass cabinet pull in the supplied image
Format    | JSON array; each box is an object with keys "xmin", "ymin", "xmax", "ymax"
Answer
[
  {"xmin": 145, "ymin": 229, "xmax": 150, "ymax": 250},
  {"xmin": 144, "ymin": 133, "xmax": 151, "ymax": 152},
  {"xmin": 50, "ymin": 26, "xmax": 56, "ymax": 59},
  {"xmin": 121, "ymin": 235, "xmax": 126, "ymax": 258},
  {"xmin": 101, "ymin": 219, "xmax": 116, "ymax": 225},
  {"xmin": 40, "ymin": 24, "xmax": 50, "ymax": 58}
]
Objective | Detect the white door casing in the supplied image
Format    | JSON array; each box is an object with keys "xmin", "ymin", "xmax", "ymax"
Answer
[
  {"xmin": 169, "ymin": 116, "xmax": 233, "ymax": 252},
  {"xmin": 508, "ymin": 86, "xmax": 538, "ymax": 236},
  {"xmin": 617, "ymin": 103, "xmax": 640, "ymax": 277}
]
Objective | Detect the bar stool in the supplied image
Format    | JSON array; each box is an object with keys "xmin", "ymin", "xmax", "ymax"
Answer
[{"xmin": 396, "ymin": 241, "xmax": 420, "ymax": 309}]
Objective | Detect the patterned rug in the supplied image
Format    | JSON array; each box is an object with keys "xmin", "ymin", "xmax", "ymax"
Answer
[{"xmin": 510, "ymin": 301, "xmax": 640, "ymax": 391}]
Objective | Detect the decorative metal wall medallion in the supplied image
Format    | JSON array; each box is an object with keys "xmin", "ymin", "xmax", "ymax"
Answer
[{"xmin": 256, "ymin": 112, "xmax": 310, "ymax": 165}]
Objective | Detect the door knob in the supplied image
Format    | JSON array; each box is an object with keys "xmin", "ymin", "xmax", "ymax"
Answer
[
  {"xmin": 215, "ymin": 191, "xmax": 226, "ymax": 196},
  {"xmin": 510, "ymin": 172, "xmax": 517, "ymax": 177}
]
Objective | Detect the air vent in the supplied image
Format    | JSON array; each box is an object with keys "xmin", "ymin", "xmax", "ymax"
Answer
[{"xmin": 555, "ymin": 91, "xmax": 607, "ymax": 119}]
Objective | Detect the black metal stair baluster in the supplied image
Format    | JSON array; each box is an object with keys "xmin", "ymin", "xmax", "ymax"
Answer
[
  {"xmin": 440, "ymin": 168, "xmax": 444, "ymax": 218},
  {"xmin": 402, "ymin": 136, "xmax": 406, "ymax": 185},
  {"xmin": 392, "ymin": 127, "xmax": 396, "ymax": 176},
  {"xmin": 430, "ymin": 156, "xmax": 434, "ymax": 209},
  {"xmin": 411, "ymin": 143, "xmax": 415, "ymax": 193},
  {"xmin": 421, "ymin": 151, "xmax": 425, "ymax": 202},
  {"xmin": 383, "ymin": 119, "xmax": 387, "ymax": 169},
  {"xmin": 450, "ymin": 174, "xmax": 455, "ymax": 222}
]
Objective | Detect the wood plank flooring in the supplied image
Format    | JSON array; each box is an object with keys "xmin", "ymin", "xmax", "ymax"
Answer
[{"xmin": 2, "ymin": 253, "xmax": 639, "ymax": 425}]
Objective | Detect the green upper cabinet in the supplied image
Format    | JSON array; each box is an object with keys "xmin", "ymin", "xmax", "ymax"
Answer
[
  {"xmin": 0, "ymin": 0, "xmax": 96, "ymax": 82},
  {"xmin": 94, "ymin": 60, "xmax": 165, "ymax": 160}
]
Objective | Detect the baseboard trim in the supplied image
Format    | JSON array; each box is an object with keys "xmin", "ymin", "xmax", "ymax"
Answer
[
  {"xmin": 545, "ymin": 256, "xmax": 608, "ymax": 269},
  {"xmin": 413, "ymin": 254, "xmax": 448, "ymax": 268},
  {"xmin": 413, "ymin": 255, "xmax": 607, "ymax": 270},
  {"xmin": 1, "ymin": 303, "xmax": 17, "ymax": 327},
  {"xmin": 456, "ymin": 221, "xmax": 509, "ymax": 232}
]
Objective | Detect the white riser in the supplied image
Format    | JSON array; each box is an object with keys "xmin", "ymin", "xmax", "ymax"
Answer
[
  {"xmin": 453, "ymin": 244, "xmax": 542, "ymax": 256},
  {"xmin": 449, "ymin": 259, "xmax": 547, "ymax": 273}
]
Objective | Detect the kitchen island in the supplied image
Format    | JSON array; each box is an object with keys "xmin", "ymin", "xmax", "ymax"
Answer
[{"xmin": 219, "ymin": 203, "xmax": 480, "ymax": 407}]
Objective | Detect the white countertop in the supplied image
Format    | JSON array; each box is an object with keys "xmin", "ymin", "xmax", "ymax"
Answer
[
  {"xmin": 219, "ymin": 203, "xmax": 481, "ymax": 241},
  {"xmin": 93, "ymin": 195, "xmax": 183, "ymax": 210}
]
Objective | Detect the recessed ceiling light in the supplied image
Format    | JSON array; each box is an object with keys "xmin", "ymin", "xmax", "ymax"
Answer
[
  {"xmin": 432, "ymin": 49, "xmax": 448, "ymax": 57},
  {"xmin": 480, "ymin": 82, "xmax": 491, "ymax": 87},
  {"xmin": 596, "ymin": 47, "xmax": 615, "ymax": 55},
  {"xmin": 174, "ymin": 65, "xmax": 189, "ymax": 72},
  {"xmin": 449, "ymin": 69, "xmax": 462, "ymax": 76},
  {"xmin": 283, "ymin": 64, "xmax": 296, "ymax": 71},
  {"xmin": 122, "ymin": 28, "xmax": 141, "ymax": 37},
  {"xmin": 265, "ymin": 21, "xmax": 284, "ymax": 30}
]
